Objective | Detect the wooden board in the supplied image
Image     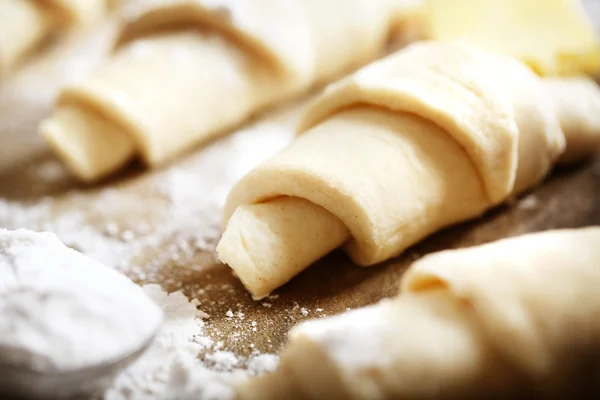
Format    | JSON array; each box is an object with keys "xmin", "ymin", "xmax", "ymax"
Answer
[{"xmin": 1, "ymin": 13, "xmax": 600, "ymax": 365}]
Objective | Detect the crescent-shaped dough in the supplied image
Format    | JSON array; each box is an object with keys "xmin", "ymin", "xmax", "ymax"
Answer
[
  {"xmin": 239, "ymin": 227, "xmax": 600, "ymax": 399},
  {"xmin": 217, "ymin": 41, "xmax": 600, "ymax": 300},
  {"xmin": 0, "ymin": 0, "xmax": 106, "ymax": 76},
  {"xmin": 40, "ymin": 0, "xmax": 401, "ymax": 182}
]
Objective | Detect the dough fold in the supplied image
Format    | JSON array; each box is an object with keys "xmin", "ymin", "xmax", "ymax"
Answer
[
  {"xmin": 298, "ymin": 41, "xmax": 524, "ymax": 204},
  {"xmin": 0, "ymin": 0, "xmax": 106, "ymax": 76},
  {"xmin": 239, "ymin": 228, "xmax": 600, "ymax": 399},
  {"xmin": 40, "ymin": 0, "xmax": 400, "ymax": 182},
  {"xmin": 47, "ymin": 0, "xmax": 106, "ymax": 23},
  {"xmin": 219, "ymin": 41, "xmax": 600, "ymax": 299}
]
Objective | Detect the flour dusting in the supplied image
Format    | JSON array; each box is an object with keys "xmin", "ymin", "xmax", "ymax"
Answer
[
  {"xmin": 0, "ymin": 101, "xmax": 303, "ymax": 399},
  {"xmin": 104, "ymin": 284, "xmax": 279, "ymax": 400}
]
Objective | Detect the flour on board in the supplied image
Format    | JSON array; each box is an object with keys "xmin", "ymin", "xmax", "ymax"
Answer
[
  {"xmin": 0, "ymin": 32, "xmax": 307, "ymax": 397},
  {"xmin": 104, "ymin": 284, "xmax": 279, "ymax": 400}
]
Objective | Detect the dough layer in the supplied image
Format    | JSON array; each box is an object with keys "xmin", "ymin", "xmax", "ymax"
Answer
[
  {"xmin": 0, "ymin": 0, "xmax": 106, "ymax": 76},
  {"xmin": 41, "ymin": 0, "xmax": 401, "ymax": 182},
  {"xmin": 239, "ymin": 228, "xmax": 600, "ymax": 399},
  {"xmin": 219, "ymin": 41, "xmax": 600, "ymax": 299}
]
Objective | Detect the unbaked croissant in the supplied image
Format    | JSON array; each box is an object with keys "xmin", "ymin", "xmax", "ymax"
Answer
[
  {"xmin": 217, "ymin": 41, "xmax": 600, "ymax": 300},
  {"xmin": 237, "ymin": 227, "xmax": 600, "ymax": 399},
  {"xmin": 40, "ymin": 0, "xmax": 410, "ymax": 182},
  {"xmin": 0, "ymin": 0, "xmax": 107, "ymax": 76}
]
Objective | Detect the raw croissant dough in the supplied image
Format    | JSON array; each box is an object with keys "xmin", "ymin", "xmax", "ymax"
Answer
[
  {"xmin": 0, "ymin": 0, "xmax": 106, "ymax": 76},
  {"xmin": 218, "ymin": 41, "xmax": 600, "ymax": 300},
  {"xmin": 40, "ymin": 0, "xmax": 403, "ymax": 182},
  {"xmin": 238, "ymin": 228, "xmax": 600, "ymax": 399}
]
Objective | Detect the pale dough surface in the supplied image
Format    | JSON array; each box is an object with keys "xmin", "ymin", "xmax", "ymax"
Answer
[
  {"xmin": 0, "ymin": 0, "xmax": 106, "ymax": 77},
  {"xmin": 220, "ymin": 107, "xmax": 489, "ymax": 298},
  {"xmin": 44, "ymin": 31, "xmax": 267, "ymax": 180},
  {"xmin": 0, "ymin": 0, "xmax": 57, "ymax": 76},
  {"xmin": 298, "ymin": 41, "xmax": 522, "ymax": 204},
  {"xmin": 239, "ymin": 228, "xmax": 600, "ymax": 399},
  {"xmin": 219, "ymin": 196, "xmax": 350, "ymax": 300},
  {"xmin": 219, "ymin": 41, "xmax": 600, "ymax": 300},
  {"xmin": 41, "ymin": 0, "xmax": 401, "ymax": 182}
]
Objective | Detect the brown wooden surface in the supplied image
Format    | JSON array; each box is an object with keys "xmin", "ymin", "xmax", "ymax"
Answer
[{"xmin": 1, "ymin": 13, "xmax": 600, "ymax": 364}]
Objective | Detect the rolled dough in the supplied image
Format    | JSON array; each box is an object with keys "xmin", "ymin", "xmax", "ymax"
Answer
[
  {"xmin": 218, "ymin": 41, "xmax": 600, "ymax": 299},
  {"xmin": 41, "ymin": 0, "xmax": 403, "ymax": 182},
  {"xmin": 239, "ymin": 228, "xmax": 600, "ymax": 399}
]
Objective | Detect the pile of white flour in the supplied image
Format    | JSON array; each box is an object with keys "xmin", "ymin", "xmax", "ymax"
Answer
[
  {"xmin": 0, "ymin": 228, "xmax": 279, "ymax": 399},
  {"xmin": 0, "ymin": 229, "xmax": 163, "ymax": 372}
]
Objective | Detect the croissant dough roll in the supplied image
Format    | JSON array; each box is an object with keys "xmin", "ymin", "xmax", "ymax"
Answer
[
  {"xmin": 0, "ymin": 0, "xmax": 106, "ymax": 76},
  {"xmin": 219, "ymin": 197, "xmax": 351, "ymax": 298},
  {"xmin": 40, "ymin": 0, "xmax": 399, "ymax": 182},
  {"xmin": 43, "ymin": 31, "xmax": 267, "ymax": 181},
  {"xmin": 220, "ymin": 107, "xmax": 492, "ymax": 299},
  {"xmin": 240, "ymin": 228, "xmax": 600, "ymax": 400},
  {"xmin": 218, "ymin": 41, "xmax": 600, "ymax": 300},
  {"xmin": 0, "ymin": 0, "xmax": 56, "ymax": 76}
]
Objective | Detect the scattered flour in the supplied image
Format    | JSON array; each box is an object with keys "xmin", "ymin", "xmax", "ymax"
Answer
[
  {"xmin": 292, "ymin": 300, "xmax": 395, "ymax": 369},
  {"xmin": 104, "ymin": 284, "xmax": 279, "ymax": 400},
  {"xmin": 205, "ymin": 351, "xmax": 240, "ymax": 372},
  {"xmin": 517, "ymin": 194, "xmax": 539, "ymax": 210},
  {"xmin": 28, "ymin": 160, "xmax": 64, "ymax": 183},
  {"xmin": 0, "ymin": 104, "xmax": 300, "ymax": 399},
  {"xmin": 0, "ymin": 108, "xmax": 299, "ymax": 275},
  {"xmin": 246, "ymin": 354, "xmax": 279, "ymax": 375}
]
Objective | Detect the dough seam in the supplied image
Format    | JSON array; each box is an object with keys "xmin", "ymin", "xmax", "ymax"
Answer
[
  {"xmin": 56, "ymin": 86, "xmax": 150, "ymax": 161},
  {"xmin": 298, "ymin": 66, "xmax": 518, "ymax": 204},
  {"xmin": 115, "ymin": 6, "xmax": 288, "ymax": 77}
]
